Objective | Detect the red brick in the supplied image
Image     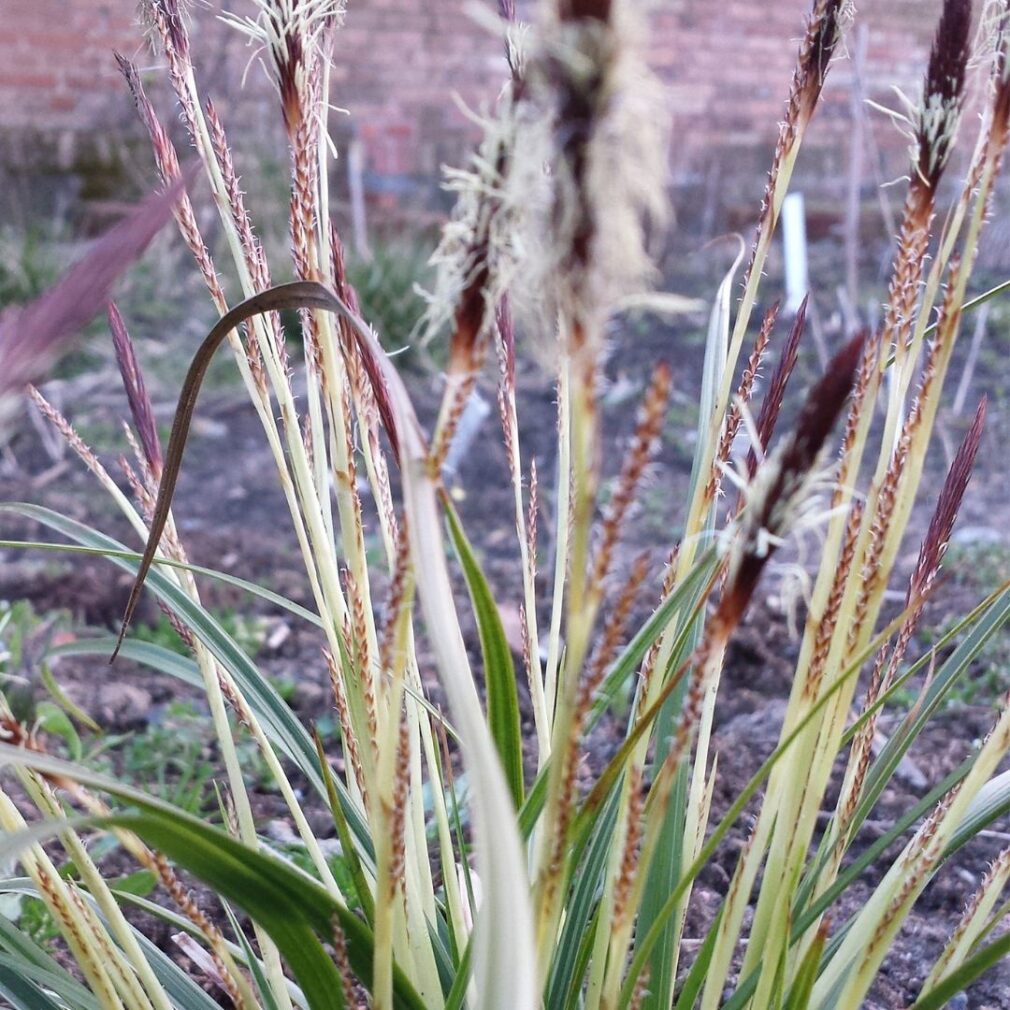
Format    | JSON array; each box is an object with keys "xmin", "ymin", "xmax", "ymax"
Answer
[{"xmin": 0, "ymin": 0, "xmax": 948, "ymax": 200}]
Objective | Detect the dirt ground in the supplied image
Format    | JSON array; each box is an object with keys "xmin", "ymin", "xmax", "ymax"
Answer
[{"xmin": 2, "ymin": 291, "xmax": 1010, "ymax": 1008}]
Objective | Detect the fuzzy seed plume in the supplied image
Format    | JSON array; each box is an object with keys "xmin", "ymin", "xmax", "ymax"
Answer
[
  {"xmin": 141, "ymin": 0, "xmax": 191, "ymax": 60},
  {"xmin": 225, "ymin": 0, "xmax": 344, "ymax": 131},
  {"xmin": 420, "ymin": 68, "xmax": 523, "ymax": 355},
  {"xmin": 510, "ymin": 0, "xmax": 669, "ymax": 336}
]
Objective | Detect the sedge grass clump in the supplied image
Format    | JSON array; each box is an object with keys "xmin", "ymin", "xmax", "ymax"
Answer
[{"xmin": 2, "ymin": 1, "xmax": 1010, "ymax": 1009}]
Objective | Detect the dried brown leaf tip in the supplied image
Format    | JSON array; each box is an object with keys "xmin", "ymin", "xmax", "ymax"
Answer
[
  {"xmin": 109, "ymin": 302, "xmax": 164, "ymax": 480},
  {"xmin": 914, "ymin": 0, "xmax": 972, "ymax": 191},
  {"xmin": 723, "ymin": 333, "xmax": 864, "ymax": 624}
]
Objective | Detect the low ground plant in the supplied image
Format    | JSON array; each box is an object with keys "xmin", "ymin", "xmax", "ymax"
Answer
[{"xmin": 2, "ymin": 1, "xmax": 1010, "ymax": 1009}]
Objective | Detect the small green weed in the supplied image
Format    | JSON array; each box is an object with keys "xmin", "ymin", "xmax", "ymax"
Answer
[
  {"xmin": 16, "ymin": 897, "xmax": 61, "ymax": 949},
  {"xmin": 0, "ymin": 225, "xmax": 64, "ymax": 307},
  {"xmin": 112, "ymin": 701, "xmax": 218, "ymax": 814},
  {"xmin": 946, "ymin": 540, "xmax": 1010, "ymax": 591},
  {"xmin": 132, "ymin": 609, "xmax": 265, "ymax": 658},
  {"xmin": 347, "ymin": 240, "xmax": 434, "ymax": 360}
]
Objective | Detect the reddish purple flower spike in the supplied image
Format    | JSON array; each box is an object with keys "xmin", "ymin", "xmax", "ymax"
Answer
[
  {"xmin": 109, "ymin": 301, "xmax": 164, "ymax": 480},
  {"xmin": 150, "ymin": 0, "xmax": 190, "ymax": 59},
  {"xmin": 924, "ymin": 0, "xmax": 972, "ymax": 110},
  {"xmin": 780, "ymin": 332, "xmax": 865, "ymax": 476},
  {"xmin": 747, "ymin": 295, "xmax": 807, "ymax": 479},
  {"xmin": 723, "ymin": 332, "xmax": 865, "ymax": 625},
  {"xmin": 496, "ymin": 297, "xmax": 517, "ymax": 394},
  {"xmin": 0, "ymin": 177, "xmax": 187, "ymax": 426},
  {"xmin": 350, "ymin": 325, "xmax": 401, "ymax": 463},
  {"xmin": 911, "ymin": 395, "xmax": 987, "ymax": 600},
  {"xmin": 915, "ymin": 0, "xmax": 972, "ymax": 190}
]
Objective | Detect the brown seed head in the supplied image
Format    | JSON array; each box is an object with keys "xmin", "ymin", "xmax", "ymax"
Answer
[
  {"xmin": 531, "ymin": 9, "xmax": 622, "ymax": 331},
  {"xmin": 143, "ymin": 0, "xmax": 191, "ymax": 60},
  {"xmin": 496, "ymin": 297, "xmax": 517, "ymax": 394},
  {"xmin": 800, "ymin": 0, "xmax": 852, "ymax": 106}
]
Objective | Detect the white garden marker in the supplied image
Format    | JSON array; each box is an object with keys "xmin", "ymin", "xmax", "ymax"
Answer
[{"xmin": 782, "ymin": 191, "xmax": 809, "ymax": 313}]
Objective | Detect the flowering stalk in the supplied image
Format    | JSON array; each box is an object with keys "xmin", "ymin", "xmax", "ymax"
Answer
[{"xmin": 527, "ymin": 0, "xmax": 669, "ymax": 967}]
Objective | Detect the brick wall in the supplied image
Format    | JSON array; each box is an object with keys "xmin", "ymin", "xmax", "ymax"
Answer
[{"xmin": 0, "ymin": 1, "xmax": 950, "ymax": 218}]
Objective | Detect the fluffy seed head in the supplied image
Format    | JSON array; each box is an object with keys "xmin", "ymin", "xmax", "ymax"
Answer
[
  {"xmin": 225, "ymin": 0, "xmax": 345, "ymax": 131},
  {"xmin": 558, "ymin": 0, "xmax": 611, "ymax": 23},
  {"xmin": 419, "ymin": 71, "xmax": 523, "ymax": 355},
  {"xmin": 510, "ymin": 1, "xmax": 669, "ymax": 336}
]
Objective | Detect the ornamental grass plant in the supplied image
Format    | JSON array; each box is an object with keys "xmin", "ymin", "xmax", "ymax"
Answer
[{"xmin": 2, "ymin": 1, "xmax": 1010, "ymax": 1009}]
